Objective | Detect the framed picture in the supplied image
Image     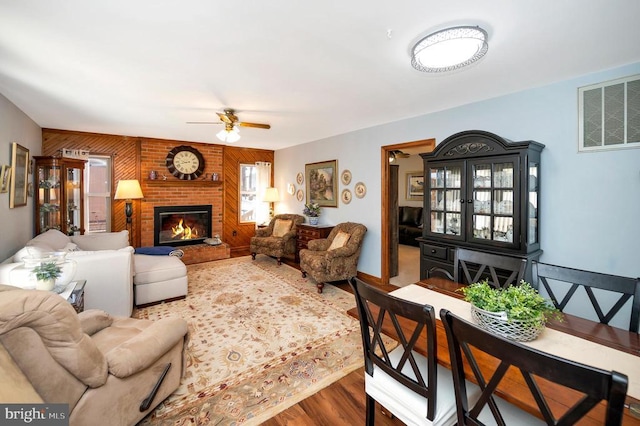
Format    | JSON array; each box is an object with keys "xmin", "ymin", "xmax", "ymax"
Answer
[
  {"xmin": 305, "ymin": 160, "xmax": 338, "ymax": 207},
  {"xmin": 0, "ymin": 165, "xmax": 11, "ymax": 193},
  {"xmin": 406, "ymin": 171, "xmax": 424, "ymax": 201},
  {"xmin": 10, "ymin": 143, "xmax": 29, "ymax": 208}
]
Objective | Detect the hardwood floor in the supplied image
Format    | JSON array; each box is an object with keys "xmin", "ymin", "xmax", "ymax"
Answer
[
  {"xmin": 262, "ymin": 367, "xmax": 404, "ymax": 426},
  {"xmin": 237, "ymin": 253, "xmax": 404, "ymax": 425}
]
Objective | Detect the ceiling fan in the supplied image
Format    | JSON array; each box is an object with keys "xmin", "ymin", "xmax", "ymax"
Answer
[
  {"xmin": 187, "ymin": 108, "xmax": 271, "ymax": 142},
  {"xmin": 187, "ymin": 108, "xmax": 271, "ymax": 143},
  {"xmin": 389, "ymin": 150, "xmax": 411, "ymax": 163}
]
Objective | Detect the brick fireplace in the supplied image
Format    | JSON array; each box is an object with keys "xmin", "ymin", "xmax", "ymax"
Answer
[{"xmin": 139, "ymin": 141, "xmax": 224, "ymax": 248}]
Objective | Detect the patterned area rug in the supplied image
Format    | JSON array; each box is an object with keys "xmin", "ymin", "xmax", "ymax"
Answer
[{"xmin": 134, "ymin": 256, "xmax": 365, "ymax": 425}]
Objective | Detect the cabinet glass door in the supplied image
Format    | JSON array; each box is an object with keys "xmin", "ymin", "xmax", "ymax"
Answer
[
  {"xmin": 429, "ymin": 164, "xmax": 462, "ymax": 238},
  {"xmin": 37, "ymin": 164, "xmax": 61, "ymax": 232},
  {"xmin": 65, "ymin": 166, "xmax": 82, "ymax": 235},
  {"xmin": 528, "ymin": 163, "xmax": 539, "ymax": 244},
  {"xmin": 470, "ymin": 159, "xmax": 518, "ymax": 245}
]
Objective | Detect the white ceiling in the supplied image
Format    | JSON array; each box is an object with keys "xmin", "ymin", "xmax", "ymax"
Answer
[{"xmin": 1, "ymin": 1, "xmax": 639, "ymax": 151}]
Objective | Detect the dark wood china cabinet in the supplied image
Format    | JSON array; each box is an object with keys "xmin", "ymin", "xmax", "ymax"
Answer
[
  {"xmin": 419, "ymin": 130, "xmax": 544, "ymax": 283},
  {"xmin": 33, "ymin": 156, "xmax": 86, "ymax": 236}
]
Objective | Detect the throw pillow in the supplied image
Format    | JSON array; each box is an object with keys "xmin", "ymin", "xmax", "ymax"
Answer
[
  {"xmin": 28, "ymin": 229, "xmax": 71, "ymax": 251},
  {"xmin": 328, "ymin": 231, "xmax": 351, "ymax": 250},
  {"xmin": 272, "ymin": 219, "xmax": 293, "ymax": 237}
]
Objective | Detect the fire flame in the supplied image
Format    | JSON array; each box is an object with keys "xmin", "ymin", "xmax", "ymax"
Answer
[{"xmin": 172, "ymin": 219, "xmax": 199, "ymax": 240}]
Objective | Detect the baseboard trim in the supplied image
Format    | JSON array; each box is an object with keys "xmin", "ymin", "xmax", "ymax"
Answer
[{"xmin": 356, "ymin": 271, "xmax": 381, "ymax": 286}]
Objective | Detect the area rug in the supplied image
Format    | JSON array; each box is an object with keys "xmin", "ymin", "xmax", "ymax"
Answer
[{"xmin": 134, "ymin": 256, "xmax": 367, "ymax": 425}]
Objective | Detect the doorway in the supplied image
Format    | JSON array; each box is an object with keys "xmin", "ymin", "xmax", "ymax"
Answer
[{"xmin": 380, "ymin": 139, "xmax": 435, "ymax": 286}]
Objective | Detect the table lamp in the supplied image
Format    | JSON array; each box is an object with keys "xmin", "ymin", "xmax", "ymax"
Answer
[{"xmin": 263, "ymin": 187, "xmax": 279, "ymax": 220}]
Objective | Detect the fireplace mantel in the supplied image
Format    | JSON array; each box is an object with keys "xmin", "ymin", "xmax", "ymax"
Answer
[{"xmin": 145, "ymin": 180, "xmax": 223, "ymax": 187}]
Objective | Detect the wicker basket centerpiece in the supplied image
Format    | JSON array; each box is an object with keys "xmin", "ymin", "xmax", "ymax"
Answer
[{"xmin": 460, "ymin": 279, "xmax": 560, "ymax": 342}]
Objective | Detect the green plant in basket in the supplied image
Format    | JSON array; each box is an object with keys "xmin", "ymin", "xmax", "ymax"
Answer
[{"xmin": 459, "ymin": 279, "xmax": 561, "ymax": 328}]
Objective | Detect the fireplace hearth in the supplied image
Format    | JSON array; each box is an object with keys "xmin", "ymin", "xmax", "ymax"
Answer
[{"xmin": 154, "ymin": 205, "xmax": 212, "ymax": 247}]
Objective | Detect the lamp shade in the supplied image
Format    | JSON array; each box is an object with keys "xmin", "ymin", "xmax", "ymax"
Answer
[
  {"xmin": 263, "ymin": 187, "xmax": 279, "ymax": 202},
  {"xmin": 114, "ymin": 180, "xmax": 144, "ymax": 200}
]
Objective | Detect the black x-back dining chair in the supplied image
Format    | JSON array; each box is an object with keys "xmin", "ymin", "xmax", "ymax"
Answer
[
  {"xmin": 440, "ymin": 308, "xmax": 629, "ymax": 425},
  {"xmin": 349, "ymin": 277, "xmax": 464, "ymax": 426},
  {"xmin": 532, "ymin": 261, "xmax": 640, "ymax": 332},
  {"xmin": 453, "ymin": 248, "xmax": 527, "ymax": 288}
]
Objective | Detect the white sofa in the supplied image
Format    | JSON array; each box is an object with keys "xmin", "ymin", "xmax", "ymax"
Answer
[{"xmin": 0, "ymin": 230, "xmax": 135, "ymax": 317}]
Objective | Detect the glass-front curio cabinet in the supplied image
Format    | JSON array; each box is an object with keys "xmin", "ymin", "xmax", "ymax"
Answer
[
  {"xmin": 33, "ymin": 156, "xmax": 87, "ymax": 236},
  {"xmin": 419, "ymin": 130, "xmax": 544, "ymax": 282}
]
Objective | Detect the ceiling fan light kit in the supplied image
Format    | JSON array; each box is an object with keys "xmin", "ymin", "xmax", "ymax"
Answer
[
  {"xmin": 216, "ymin": 125, "xmax": 240, "ymax": 143},
  {"xmin": 411, "ymin": 25, "xmax": 488, "ymax": 73}
]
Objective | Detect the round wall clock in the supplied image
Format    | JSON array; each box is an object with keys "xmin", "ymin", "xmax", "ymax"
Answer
[{"xmin": 165, "ymin": 145, "xmax": 205, "ymax": 180}]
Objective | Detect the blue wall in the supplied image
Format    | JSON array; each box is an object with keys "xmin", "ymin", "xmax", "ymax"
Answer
[{"xmin": 275, "ymin": 62, "xmax": 640, "ymax": 281}]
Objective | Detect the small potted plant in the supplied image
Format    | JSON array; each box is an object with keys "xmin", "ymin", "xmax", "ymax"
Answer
[
  {"xmin": 459, "ymin": 279, "xmax": 560, "ymax": 341},
  {"xmin": 303, "ymin": 202, "xmax": 321, "ymax": 225},
  {"xmin": 32, "ymin": 261, "xmax": 62, "ymax": 291}
]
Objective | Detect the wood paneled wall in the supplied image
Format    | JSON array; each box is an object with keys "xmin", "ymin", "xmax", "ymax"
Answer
[
  {"xmin": 42, "ymin": 129, "xmax": 141, "ymax": 243},
  {"xmin": 42, "ymin": 129, "xmax": 273, "ymax": 251},
  {"xmin": 223, "ymin": 146, "xmax": 274, "ymax": 254}
]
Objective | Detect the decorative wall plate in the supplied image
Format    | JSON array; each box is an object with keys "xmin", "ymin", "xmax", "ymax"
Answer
[
  {"xmin": 296, "ymin": 172, "xmax": 304, "ymax": 185},
  {"xmin": 287, "ymin": 183, "xmax": 295, "ymax": 195},
  {"xmin": 341, "ymin": 188, "xmax": 352, "ymax": 204},
  {"xmin": 354, "ymin": 182, "xmax": 366, "ymax": 198},
  {"xmin": 296, "ymin": 189, "xmax": 304, "ymax": 201},
  {"xmin": 341, "ymin": 169, "xmax": 352, "ymax": 185}
]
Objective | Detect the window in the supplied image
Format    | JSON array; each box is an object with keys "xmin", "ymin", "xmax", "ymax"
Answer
[
  {"xmin": 84, "ymin": 156, "xmax": 112, "ymax": 233},
  {"xmin": 239, "ymin": 163, "xmax": 257, "ymax": 223},
  {"xmin": 579, "ymin": 74, "xmax": 640, "ymax": 152}
]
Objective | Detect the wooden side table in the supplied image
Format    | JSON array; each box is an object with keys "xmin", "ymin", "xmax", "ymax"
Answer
[{"xmin": 296, "ymin": 224, "xmax": 334, "ymax": 262}]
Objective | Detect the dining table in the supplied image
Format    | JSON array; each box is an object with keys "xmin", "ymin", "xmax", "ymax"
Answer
[{"xmin": 347, "ymin": 277, "xmax": 640, "ymax": 425}]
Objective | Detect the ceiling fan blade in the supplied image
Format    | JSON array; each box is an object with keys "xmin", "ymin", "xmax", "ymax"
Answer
[
  {"xmin": 186, "ymin": 121, "xmax": 222, "ymax": 125},
  {"xmin": 238, "ymin": 122, "xmax": 271, "ymax": 129}
]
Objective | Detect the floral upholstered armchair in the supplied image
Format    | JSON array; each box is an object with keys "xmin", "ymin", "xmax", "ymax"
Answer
[
  {"xmin": 299, "ymin": 222, "xmax": 367, "ymax": 293},
  {"xmin": 250, "ymin": 214, "xmax": 305, "ymax": 265}
]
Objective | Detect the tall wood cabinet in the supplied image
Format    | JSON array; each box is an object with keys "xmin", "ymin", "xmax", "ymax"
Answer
[
  {"xmin": 419, "ymin": 130, "xmax": 544, "ymax": 282},
  {"xmin": 34, "ymin": 156, "xmax": 86, "ymax": 236}
]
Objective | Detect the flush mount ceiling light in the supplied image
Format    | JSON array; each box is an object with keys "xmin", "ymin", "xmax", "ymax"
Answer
[
  {"xmin": 411, "ymin": 26, "xmax": 488, "ymax": 73},
  {"xmin": 216, "ymin": 124, "xmax": 240, "ymax": 143}
]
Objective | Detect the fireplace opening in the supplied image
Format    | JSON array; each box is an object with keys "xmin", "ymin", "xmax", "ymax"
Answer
[{"xmin": 154, "ymin": 205, "xmax": 212, "ymax": 247}]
